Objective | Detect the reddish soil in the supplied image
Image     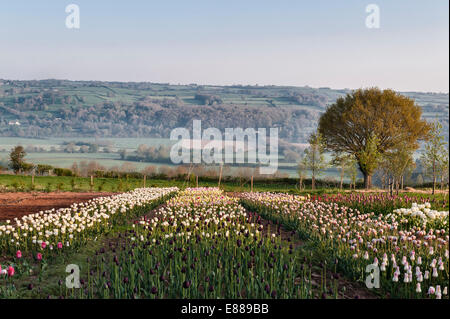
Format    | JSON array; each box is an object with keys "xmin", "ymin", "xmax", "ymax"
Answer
[{"xmin": 0, "ymin": 192, "xmax": 117, "ymax": 221}]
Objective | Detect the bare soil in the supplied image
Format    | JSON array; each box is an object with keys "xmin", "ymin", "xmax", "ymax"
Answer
[{"xmin": 0, "ymin": 191, "xmax": 117, "ymax": 221}]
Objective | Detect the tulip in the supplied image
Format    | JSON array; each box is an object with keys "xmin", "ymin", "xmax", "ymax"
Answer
[
  {"xmin": 417, "ymin": 257, "xmax": 422, "ymax": 265},
  {"xmin": 432, "ymin": 268, "xmax": 438, "ymax": 278},
  {"xmin": 16, "ymin": 250, "xmax": 22, "ymax": 259},
  {"xmin": 416, "ymin": 283, "xmax": 421, "ymax": 293},
  {"xmin": 403, "ymin": 273, "xmax": 409, "ymax": 283},
  {"xmin": 183, "ymin": 280, "xmax": 191, "ymax": 289},
  {"xmin": 392, "ymin": 274, "xmax": 399, "ymax": 282},
  {"xmin": 7, "ymin": 266, "xmax": 14, "ymax": 277}
]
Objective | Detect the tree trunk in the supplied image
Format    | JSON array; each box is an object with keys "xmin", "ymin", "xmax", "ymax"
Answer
[
  {"xmin": 390, "ymin": 178, "xmax": 394, "ymax": 196},
  {"xmin": 363, "ymin": 172, "xmax": 372, "ymax": 189},
  {"xmin": 340, "ymin": 168, "xmax": 344, "ymax": 190},
  {"xmin": 311, "ymin": 175, "xmax": 316, "ymax": 190},
  {"xmin": 401, "ymin": 176, "xmax": 404, "ymax": 190},
  {"xmin": 432, "ymin": 161, "xmax": 436, "ymax": 195},
  {"xmin": 432, "ymin": 175, "xmax": 436, "ymax": 195}
]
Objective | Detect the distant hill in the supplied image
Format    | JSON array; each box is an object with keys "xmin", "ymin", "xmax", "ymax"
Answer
[{"xmin": 0, "ymin": 79, "xmax": 448, "ymax": 143}]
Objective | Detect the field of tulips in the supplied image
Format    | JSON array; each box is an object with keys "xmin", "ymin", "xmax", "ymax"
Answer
[
  {"xmin": 1, "ymin": 186, "xmax": 448, "ymax": 299},
  {"xmin": 69, "ymin": 188, "xmax": 326, "ymax": 299},
  {"xmin": 241, "ymin": 192, "xmax": 449, "ymax": 299},
  {"xmin": 0, "ymin": 187, "xmax": 177, "ymax": 255},
  {"xmin": 312, "ymin": 193, "xmax": 449, "ymax": 215},
  {"xmin": 0, "ymin": 187, "xmax": 177, "ymax": 297}
]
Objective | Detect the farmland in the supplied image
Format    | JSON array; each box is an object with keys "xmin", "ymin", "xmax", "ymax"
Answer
[
  {"xmin": 0, "ymin": 173, "xmax": 357, "ymax": 195},
  {"xmin": 0, "ymin": 185, "xmax": 448, "ymax": 299},
  {"xmin": 0, "ymin": 80, "xmax": 448, "ymax": 168},
  {"xmin": 1, "ymin": 80, "xmax": 447, "ymax": 185}
]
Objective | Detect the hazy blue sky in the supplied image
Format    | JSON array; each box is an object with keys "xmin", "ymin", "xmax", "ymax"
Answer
[{"xmin": 0, "ymin": 0, "xmax": 448, "ymax": 92}]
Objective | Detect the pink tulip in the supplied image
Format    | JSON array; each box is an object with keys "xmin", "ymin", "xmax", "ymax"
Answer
[
  {"xmin": 16, "ymin": 250, "xmax": 22, "ymax": 259},
  {"xmin": 7, "ymin": 266, "xmax": 14, "ymax": 277},
  {"xmin": 37, "ymin": 253, "xmax": 42, "ymax": 261},
  {"xmin": 57, "ymin": 242, "xmax": 63, "ymax": 249},
  {"xmin": 41, "ymin": 242, "xmax": 47, "ymax": 249}
]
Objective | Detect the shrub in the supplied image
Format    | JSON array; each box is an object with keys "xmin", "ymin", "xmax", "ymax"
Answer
[{"xmin": 53, "ymin": 168, "xmax": 73, "ymax": 177}]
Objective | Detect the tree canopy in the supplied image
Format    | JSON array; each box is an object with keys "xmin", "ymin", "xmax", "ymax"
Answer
[
  {"xmin": 9, "ymin": 145, "xmax": 27, "ymax": 174},
  {"xmin": 318, "ymin": 88, "xmax": 430, "ymax": 188}
]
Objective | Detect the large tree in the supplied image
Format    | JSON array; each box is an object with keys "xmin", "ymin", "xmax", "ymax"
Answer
[
  {"xmin": 9, "ymin": 145, "xmax": 27, "ymax": 174},
  {"xmin": 318, "ymin": 88, "xmax": 430, "ymax": 189}
]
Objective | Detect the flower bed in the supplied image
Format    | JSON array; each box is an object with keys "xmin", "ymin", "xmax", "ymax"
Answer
[
  {"xmin": 0, "ymin": 187, "xmax": 178, "ymax": 257},
  {"xmin": 312, "ymin": 193, "xmax": 449, "ymax": 215},
  {"xmin": 386, "ymin": 203, "xmax": 449, "ymax": 230},
  {"xmin": 241, "ymin": 192, "xmax": 449, "ymax": 299},
  {"xmin": 81, "ymin": 188, "xmax": 316, "ymax": 299}
]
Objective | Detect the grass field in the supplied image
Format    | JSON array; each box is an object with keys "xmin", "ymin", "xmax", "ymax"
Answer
[
  {"xmin": 0, "ymin": 148, "xmax": 360, "ymax": 180},
  {"xmin": 0, "ymin": 174, "xmax": 321, "ymax": 193},
  {"xmin": 1, "ymin": 174, "xmax": 448, "ymax": 200}
]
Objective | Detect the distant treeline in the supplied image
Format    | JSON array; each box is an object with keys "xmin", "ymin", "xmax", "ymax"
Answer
[
  {"xmin": 0, "ymin": 79, "xmax": 350, "ymax": 143},
  {"xmin": 1, "ymin": 79, "xmax": 448, "ymax": 144},
  {"xmin": 0, "ymin": 99, "xmax": 320, "ymax": 142}
]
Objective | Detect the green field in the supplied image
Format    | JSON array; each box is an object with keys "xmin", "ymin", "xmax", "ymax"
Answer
[{"xmin": 0, "ymin": 174, "xmax": 349, "ymax": 194}]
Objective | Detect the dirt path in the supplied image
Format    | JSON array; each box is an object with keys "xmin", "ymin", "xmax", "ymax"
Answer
[{"xmin": 0, "ymin": 191, "xmax": 117, "ymax": 221}]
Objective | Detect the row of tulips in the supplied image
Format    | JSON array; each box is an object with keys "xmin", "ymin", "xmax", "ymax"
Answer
[
  {"xmin": 386, "ymin": 203, "xmax": 449, "ymax": 231},
  {"xmin": 312, "ymin": 193, "xmax": 449, "ymax": 215},
  {"xmin": 70, "ymin": 188, "xmax": 325, "ymax": 299},
  {"xmin": 241, "ymin": 192, "xmax": 449, "ymax": 299},
  {"xmin": 0, "ymin": 187, "xmax": 178, "ymax": 258}
]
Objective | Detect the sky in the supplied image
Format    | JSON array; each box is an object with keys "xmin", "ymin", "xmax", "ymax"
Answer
[{"xmin": 0, "ymin": 0, "xmax": 448, "ymax": 92}]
